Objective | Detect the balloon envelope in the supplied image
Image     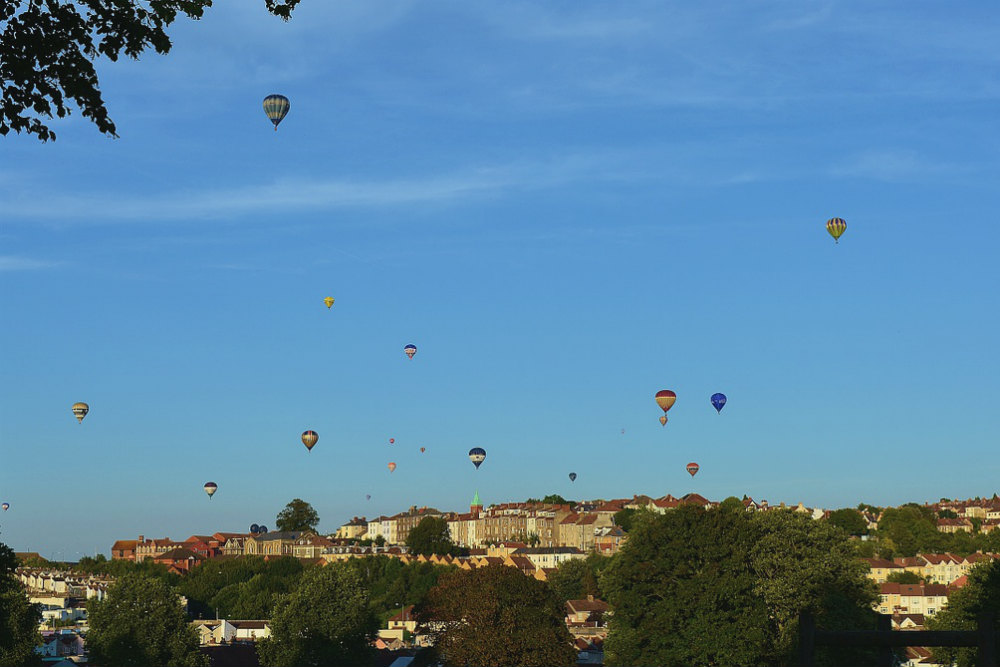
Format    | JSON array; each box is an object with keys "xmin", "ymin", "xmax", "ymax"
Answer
[
  {"xmin": 686, "ymin": 462, "xmax": 700, "ymax": 477},
  {"xmin": 204, "ymin": 482, "xmax": 218, "ymax": 498},
  {"xmin": 659, "ymin": 415, "xmax": 668, "ymax": 426},
  {"xmin": 258, "ymin": 525, "xmax": 268, "ymax": 534},
  {"xmin": 366, "ymin": 494, "xmax": 371, "ymax": 501},
  {"xmin": 654, "ymin": 390, "xmax": 677, "ymax": 413},
  {"xmin": 404, "ymin": 344, "xmax": 417, "ymax": 359},
  {"xmin": 711, "ymin": 393, "xmax": 727, "ymax": 413},
  {"xmin": 71, "ymin": 402, "xmax": 89, "ymax": 423},
  {"xmin": 826, "ymin": 217, "xmax": 847, "ymax": 243},
  {"xmin": 388, "ymin": 462, "xmax": 397, "ymax": 473},
  {"xmin": 262, "ymin": 94, "xmax": 290, "ymax": 129},
  {"xmin": 469, "ymin": 447, "xmax": 487, "ymax": 469},
  {"xmin": 389, "ymin": 438, "xmax": 395, "ymax": 444},
  {"xmin": 250, "ymin": 523, "xmax": 260, "ymax": 534},
  {"xmin": 420, "ymin": 447, "xmax": 426, "ymax": 453},
  {"xmin": 302, "ymin": 430, "xmax": 318, "ymax": 451},
  {"xmin": 1, "ymin": 503, "xmax": 8, "ymax": 511},
  {"xmin": 569, "ymin": 472, "xmax": 577, "ymax": 482},
  {"xmin": 323, "ymin": 296, "xmax": 335, "ymax": 309}
]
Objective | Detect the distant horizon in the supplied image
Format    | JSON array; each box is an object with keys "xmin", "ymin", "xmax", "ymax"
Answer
[{"xmin": 5, "ymin": 489, "xmax": 997, "ymax": 561}]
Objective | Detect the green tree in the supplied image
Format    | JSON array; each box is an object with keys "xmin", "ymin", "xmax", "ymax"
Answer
[
  {"xmin": 275, "ymin": 498, "xmax": 319, "ymax": 532},
  {"xmin": 0, "ymin": 541, "xmax": 42, "ymax": 666},
  {"xmin": 257, "ymin": 564, "xmax": 377, "ymax": 667},
  {"xmin": 406, "ymin": 516, "xmax": 455, "ymax": 556},
  {"xmin": 927, "ymin": 559, "xmax": 1000, "ymax": 667},
  {"xmin": 416, "ymin": 564, "xmax": 576, "ymax": 667},
  {"xmin": 886, "ymin": 571, "xmax": 924, "ymax": 584},
  {"xmin": 86, "ymin": 573, "xmax": 207, "ymax": 667},
  {"xmin": 827, "ymin": 508, "xmax": 869, "ymax": 536},
  {"xmin": 547, "ymin": 554, "xmax": 609, "ymax": 605},
  {"xmin": 541, "ymin": 494, "xmax": 569, "ymax": 505},
  {"xmin": 1, "ymin": 0, "xmax": 302, "ymax": 141},
  {"xmin": 612, "ymin": 507, "xmax": 638, "ymax": 532},
  {"xmin": 601, "ymin": 505, "xmax": 880, "ymax": 667},
  {"xmin": 938, "ymin": 508, "xmax": 959, "ymax": 519},
  {"xmin": 877, "ymin": 504, "xmax": 942, "ymax": 556}
]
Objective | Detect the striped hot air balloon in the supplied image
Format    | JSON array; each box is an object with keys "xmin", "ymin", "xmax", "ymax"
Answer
[
  {"xmin": 404, "ymin": 344, "xmax": 417, "ymax": 359},
  {"xmin": 204, "ymin": 482, "xmax": 218, "ymax": 499},
  {"xmin": 71, "ymin": 402, "xmax": 89, "ymax": 423},
  {"xmin": 686, "ymin": 462, "xmax": 700, "ymax": 477},
  {"xmin": 826, "ymin": 217, "xmax": 847, "ymax": 244},
  {"xmin": 263, "ymin": 94, "xmax": 290, "ymax": 130},
  {"xmin": 468, "ymin": 447, "xmax": 486, "ymax": 469}
]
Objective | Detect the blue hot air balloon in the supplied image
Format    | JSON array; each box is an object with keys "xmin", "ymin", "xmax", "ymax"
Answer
[
  {"xmin": 250, "ymin": 523, "xmax": 260, "ymax": 534},
  {"xmin": 711, "ymin": 393, "xmax": 727, "ymax": 414},
  {"xmin": 569, "ymin": 472, "xmax": 577, "ymax": 482},
  {"xmin": 262, "ymin": 94, "xmax": 290, "ymax": 130},
  {"xmin": 469, "ymin": 447, "xmax": 486, "ymax": 469},
  {"xmin": 258, "ymin": 525, "xmax": 269, "ymax": 535}
]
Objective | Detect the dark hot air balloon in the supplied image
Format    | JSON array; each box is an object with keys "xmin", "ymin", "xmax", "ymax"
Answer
[
  {"xmin": 404, "ymin": 344, "xmax": 417, "ymax": 359},
  {"xmin": 469, "ymin": 447, "xmax": 486, "ymax": 469},
  {"xmin": 686, "ymin": 462, "xmax": 700, "ymax": 477},
  {"xmin": 204, "ymin": 482, "xmax": 218, "ymax": 499},
  {"xmin": 302, "ymin": 430, "xmax": 318, "ymax": 452},
  {"xmin": 568, "ymin": 472, "xmax": 577, "ymax": 482},
  {"xmin": 711, "ymin": 393, "xmax": 727, "ymax": 414},
  {"xmin": 263, "ymin": 94, "xmax": 290, "ymax": 130}
]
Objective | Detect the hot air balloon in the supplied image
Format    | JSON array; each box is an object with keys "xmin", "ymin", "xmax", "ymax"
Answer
[
  {"xmin": 302, "ymin": 430, "xmax": 318, "ymax": 452},
  {"xmin": 263, "ymin": 94, "xmax": 290, "ymax": 130},
  {"xmin": 659, "ymin": 415, "xmax": 668, "ymax": 426},
  {"xmin": 250, "ymin": 523, "xmax": 260, "ymax": 534},
  {"xmin": 323, "ymin": 297, "xmax": 335, "ymax": 309},
  {"xmin": 420, "ymin": 447, "xmax": 426, "ymax": 453},
  {"xmin": 711, "ymin": 393, "xmax": 727, "ymax": 414},
  {"xmin": 569, "ymin": 472, "xmax": 577, "ymax": 482},
  {"xmin": 686, "ymin": 462, "xmax": 700, "ymax": 477},
  {"xmin": 71, "ymin": 402, "xmax": 89, "ymax": 423},
  {"xmin": 655, "ymin": 390, "xmax": 676, "ymax": 413},
  {"xmin": 258, "ymin": 525, "xmax": 269, "ymax": 534},
  {"xmin": 1, "ymin": 503, "xmax": 8, "ymax": 511},
  {"xmin": 469, "ymin": 447, "xmax": 486, "ymax": 469},
  {"xmin": 388, "ymin": 462, "xmax": 397, "ymax": 473},
  {"xmin": 404, "ymin": 344, "xmax": 417, "ymax": 359},
  {"xmin": 389, "ymin": 438, "xmax": 395, "ymax": 445},
  {"xmin": 204, "ymin": 482, "xmax": 218, "ymax": 499},
  {"xmin": 621, "ymin": 428, "xmax": 625, "ymax": 435},
  {"xmin": 366, "ymin": 494, "xmax": 371, "ymax": 501},
  {"xmin": 826, "ymin": 217, "xmax": 847, "ymax": 244}
]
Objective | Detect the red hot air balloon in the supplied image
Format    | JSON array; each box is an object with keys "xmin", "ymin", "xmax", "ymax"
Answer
[
  {"xmin": 686, "ymin": 462, "xmax": 699, "ymax": 477},
  {"xmin": 302, "ymin": 430, "xmax": 318, "ymax": 452},
  {"xmin": 388, "ymin": 462, "xmax": 397, "ymax": 473},
  {"xmin": 389, "ymin": 438, "xmax": 395, "ymax": 444}
]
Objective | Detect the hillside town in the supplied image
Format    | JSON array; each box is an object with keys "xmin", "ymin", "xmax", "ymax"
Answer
[{"xmin": 8, "ymin": 491, "xmax": 1000, "ymax": 666}]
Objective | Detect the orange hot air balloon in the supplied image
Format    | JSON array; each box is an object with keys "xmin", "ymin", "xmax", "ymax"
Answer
[
  {"xmin": 659, "ymin": 415, "xmax": 668, "ymax": 426},
  {"xmin": 420, "ymin": 447, "xmax": 426, "ymax": 453},
  {"xmin": 388, "ymin": 462, "xmax": 397, "ymax": 473},
  {"xmin": 686, "ymin": 462, "xmax": 700, "ymax": 477},
  {"xmin": 301, "ymin": 430, "xmax": 318, "ymax": 452}
]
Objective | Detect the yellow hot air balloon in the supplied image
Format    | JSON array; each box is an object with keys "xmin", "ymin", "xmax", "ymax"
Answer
[
  {"xmin": 659, "ymin": 415, "xmax": 668, "ymax": 426},
  {"xmin": 654, "ymin": 390, "xmax": 677, "ymax": 413},
  {"xmin": 301, "ymin": 430, "xmax": 318, "ymax": 452},
  {"xmin": 71, "ymin": 402, "xmax": 89, "ymax": 423},
  {"xmin": 388, "ymin": 461, "xmax": 397, "ymax": 473},
  {"xmin": 324, "ymin": 297, "xmax": 335, "ymax": 309},
  {"xmin": 826, "ymin": 217, "xmax": 847, "ymax": 244}
]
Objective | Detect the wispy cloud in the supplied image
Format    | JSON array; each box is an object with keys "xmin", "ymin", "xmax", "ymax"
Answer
[
  {"xmin": 829, "ymin": 149, "xmax": 962, "ymax": 182},
  {"xmin": 0, "ymin": 256, "xmax": 65, "ymax": 271},
  {"xmin": 1, "ymin": 153, "xmax": 656, "ymax": 224}
]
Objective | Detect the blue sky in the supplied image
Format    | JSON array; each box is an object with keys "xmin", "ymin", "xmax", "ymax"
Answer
[{"xmin": 1, "ymin": 2, "xmax": 998, "ymax": 559}]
